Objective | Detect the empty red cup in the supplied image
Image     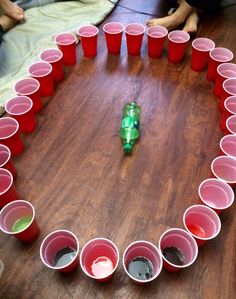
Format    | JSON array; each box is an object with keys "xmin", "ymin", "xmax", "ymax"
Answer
[
  {"xmin": 122, "ymin": 240, "xmax": 162, "ymax": 284},
  {"xmin": 14, "ymin": 78, "xmax": 42, "ymax": 113},
  {"xmin": 0, "ymin": 200, "xmax": 39, "ymax": 243},
  {"xmin": 225, "ymin": 114, "xmax": 236, "ymax": 135},
  {"xmin": 220, "ymin": 96, "xmax": 236, "ymax": 132},
  {"xmin": 0, "ymin": 117, "xmax": 24, "ymax": 156},
  {"xmin": 146, "ymin": 25, "xmax": 168, "ymax": 59},
  {"xmin": 0, "ymin": 144, "xmax": 17, "ymax": 179},
  {"xmin": 183, "ymin": 205, "xmax": 221, "ymax": 246},
  {"xmin": 40, "ymin": 230, "xmax": 79, "ymax": 273},
  {"xmin": 167, "ymin": 30, "xmax": 190, "ymax": 64},
  {"xmin": 0, "ymin": 168, "xmax": 19, "ymax": 208},
  {"xmin": 220, "ymin": 134, "xmax": 236, "ymax": 158},
  {"xmin": 191, "ymin": 37, "xmax": 215, "ymax": 72},
  {"xmin": 198, "ymin": 178, "xmax": 234, "ymax": 214},
  {"xmin": 77, "ymin": 25, "xmax": 99, "ymax": 58},
  {"xmin": 5, "ymin": 96, "xmax": 36, "ymax": 134},
  {"xmin": 39, "ymin": 48, "xmax": 64, "ymax": 82},
  {"xmin": 80, "ymin": 238, "xmax": 119, "ymax": 282},
  {"xmin": 28, "ymin": 61, "xmax": 54, "ymax": 97},
  {"xmin": 55, "ymin": 32, "xmax": 77, "ymax": 66},
  {"xmin": 214, "ymin": 63, "xmax": 236, "ymax": 97},
  {"xmin": 211, "ymin": 155, "xmax": 236, "ymax": 186},
  {"xmin": 103, "ymin": 22, "xmax": 124, "ymax": 55},
  {"xmin": 220, "ymin": 78, "xmax": 236, "ymax": 112},
  {"xmin": 207, "ymin": 47, "xmax": 234, "ymax": 82},
  {"xmin": 124, "ymin": 23, "xmax": 145, "ymax": 56},
  {"xmin": 159, "ymin": 228, "xmax": 198, "ymax": 272}
]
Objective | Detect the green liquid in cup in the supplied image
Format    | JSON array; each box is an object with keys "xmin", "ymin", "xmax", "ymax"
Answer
[{"xmin": 12, "ymin": 216, "xmax": 32, "ymax": 232}]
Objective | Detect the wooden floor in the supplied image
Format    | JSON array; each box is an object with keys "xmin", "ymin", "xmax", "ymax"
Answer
[{"xmin": 1, "ymin": 1, "xmax": 236, "ymax": 298}]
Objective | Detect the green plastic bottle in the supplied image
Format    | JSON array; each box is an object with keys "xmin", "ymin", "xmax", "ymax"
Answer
[{"xmin": 120, "ymin": 102, "xmax": 141, "ymax": 154}]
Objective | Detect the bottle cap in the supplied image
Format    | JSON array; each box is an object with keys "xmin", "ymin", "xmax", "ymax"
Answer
[{"xmin": 123, "ymin": 144, "xmax": 132, "ymax": 154}]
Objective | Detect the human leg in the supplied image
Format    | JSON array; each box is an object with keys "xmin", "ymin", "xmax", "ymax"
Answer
[{"xmin": 0, "ymin": 0, "xmax": 24, "ymax": 21}]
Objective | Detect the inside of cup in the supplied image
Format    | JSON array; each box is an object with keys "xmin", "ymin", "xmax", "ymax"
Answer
[
  {"xmin": 211, "ymin": 47, "xmax": 234, "ymax": 62},
  {"xmin": 193, "ymin": 37, "xmax": 215, "ymax": 51},
  {"xmin": 125, "ymin": 23, "xmax": 145, "ymax": 35},
  {"xmin": 29, "ymin": 62, "xmax": 52, "ymax": 77},
  {"xmin": 226, "ymin": 115, "xmax": 236, "ymax": 133},
  {"xmin": 0, "ymin": 169, "xmax": 12, "ymax": 194},
  {"xmin": 78, "ymin": 26, "xmax": 98, "ymax": 37},
  {"xmin": 0, "ymin": 146, "xmax": 10, "ymax": 167},
  {"xmin": 0, "ymin": 118, "xmax": 18, "ymax": 139},
  {"xmin": 218, "ymin": 63, "xmax": 236, "ymax": 78},
  {"xmin": 6, "ymin": 97, "xmax": 32, "ymax": 115},
  {"xmin": 104, "ymin": 22, "xmax": 123, "ymax": 34},
  {"xmin": 212, "ymin": 156, "xmax": 236, "ymax": 183},
  {"xmin": 55, "ymin": 33, "xmax": 76, "ymax": 45},
  {"xmin": 40, "ymin": 49, "xmax": 62, "ymax": 63},
  {"xmin": 147, "ymin": 26, "xmax": 168, "ymax": 38},
  {"xmin": 225, "ymin": 96, "xmax": 236, "ymax": 113},
  {"xmin": 221, "ymin": 135, "xmax": 236, "ymax": 158},
  {"xmin": 15, "ymin": 79, "xmax": 39, "ymax": 95},
  {"xmin": 224, "ymin": 79, "xmax": 236, "ymax": 94},
  {"xmin": 168, "ymin": 30, "xmax": 190, "ymax": 43}
]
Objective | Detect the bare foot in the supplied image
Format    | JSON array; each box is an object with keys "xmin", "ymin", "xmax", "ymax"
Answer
[
  {"xmin": 146, "ymin": 14, "xmax": 183, "ymax": 31},
  {"xmin": 182, "ymin": 9, "xmax": 199, "ymax": 34},
  {"xmin": 0, "ymin": 14, "xmax": 17, "ymax": 31},
  {"xmin": 0, "ymin": 0, "xmax": 24, "ymax": 21}
]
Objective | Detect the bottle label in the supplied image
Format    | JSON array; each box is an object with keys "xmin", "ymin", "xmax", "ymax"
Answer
[{"xmin": 121, "ymin": 116, "xmax": 139, "ymax": 130}]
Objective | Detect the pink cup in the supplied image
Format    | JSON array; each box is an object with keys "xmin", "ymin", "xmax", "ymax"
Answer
[
  {"xmin": 183, "ymin": 205, "xmax": 221, "ymax": 246},
  {"xmin": 225, "ymin": 114, "xmax": 236, "ymax": 134},
  {"xmin": 14, "ymin": 78, "xmax": 42, "ymax": 113},
  {"xmin": 220, "ymin": 134, "xmax": 236, "ymax": 158},
  {"xmin": 0, "ymin": 168, "xmax": 19, "ymax": 208},
  {"xmin": 191, "ymin": 37, "xmax": 215, "ymax": 72},
  {"xmin": 122, "ymin": 240, "xmax": 162, "ymax": 284},
  {"xmin": 220, "ymin": 96, "xmax": 236, "ymax": 132},
  {"xmin": 5, "ymin": 96, "xmax": 36, "ymax": 134},
  {"xmin": 39, "ymin": 48, "xmax": 64, "ymax": 82},
  {"xmin": 0, "ymin": 117, "xmax": 24, "ymax": 156},
  {"xmin": 124, "ymin": 23, "xmax": 145, "ymax": 56},
  {"xmin": 0, "ymin": 200, "xmax": 40, "ymax": 243},
  {"xmin": 211, "ymin": 155, "xmax": 236, "ymax": 186},
  {"xmin": 28, "ymin": 61, "xmax": 54, "ymax": 97},
  {"xmin": 198, "ymin": 178, "xmax": 234, "ymax": 214},
  {"xmin": 207, "ymin": 47, "xmax": 234, "ymax": 82},
  {"xmin": 0, "ymin": 144, "xmax": 16, "ymax": 180},
  {"xmin": 159, "ymin": 228, "xmax": 198, "ymax": 272},
  {"xmin": 80, "ymin": 238, "xmax": 119, "ymax": 282},
  {"xmin": 220, "ymin": 78, "xmax": 236, "ymax": 112},
  {"xmin": 214, "ymin": 63, "xmax": 236, "ymax": 97},
  {"xmin": 103, "ymin": 22, "xmax": 124, "ymax": 55},
  {"xmin": 77, "ymin": 25, "xmax": 99, "ymax": 58},
  {"xmin": 55, "ymin": 32, "xmax": 77, "ymax": 66},
  {"xmin": 167, "ymin": 30, "xmax": 190, "ymax": 64},
  {"xmin": 146, "ymin": 25, "xmax": 168, "ymax": 59},
  {"xmin": 40, "ymin": 230, "xmax": 79, "ymax": 273}
]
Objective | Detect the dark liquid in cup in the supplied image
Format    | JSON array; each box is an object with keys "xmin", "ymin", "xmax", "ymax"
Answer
[
  {"xmin": 53, "ymin": 247, "xmax": 77, "ymax": 267},
  {"xmin": 127, "ymin": 256, "xmax": 154, "ymax": 280},
  {"xmin": 162, "ymin": 246, "xmax": 185, "ymax": 266}
]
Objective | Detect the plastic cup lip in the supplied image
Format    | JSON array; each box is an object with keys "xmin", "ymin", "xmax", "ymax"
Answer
[
  {"xmin": 217, "ymin": 62, "xmax": 236, "ymax": 79},
  {"xmin": 39, "ymin": 48, "xmax": 63, "ymax": 64},
  {"xmin": 223, "ymin": 78, "xmax": 236, "ymax": 95},
  {"xmin": 192, "ymin": 37, "xmax": 215, "ymax": 52},
  {"xmin": 209, "ymin": 47, "xmax": 234, "ymax": 62},
  {"xmin": 0, "ymin": 168, "xmax": 13, "ymax": 196},
  {"xmin": 0, "ymin": 144, "xmax": 11, "ymax": 167},
  {"xmin": 122, "ymin": 240, "xmax": 163, "ymax": 283},
  {"xmin": 5, "ymin": 96, "xmax": 33, "ymax": 116},
  {"xmin": 80, "ymin": 237, "xmax": 120, "ymax": 280},
  {"xmin": 54, "ymin": 32, "xmax": 77, "ymax": 46},
  {"xmin": 183, "ymin": 204, "xmax": 221, "ymax": 240},
  {"xmin": 103, "ymin": 22, "xmax": 124, "ymax": 34},
  {"xmin": 0, "ymin": 117, "xmax": 19, "ymax": 140},
  {"xmin": 220, "ymin": 134, "xmax": 236, "ymax": 157},
  {"xmin": 167, "ymin": 30, "xmax": 190, "ymax": 43},
  {"xmin": 198, "ymin": 178, "xmax": 234, "ymax": 210},
  {"xmin": 77, "ymin": 25, "xmax": 99, "ymax": 37},
  {"xmin": 226, "ymin": 114, "xmax": 236, "ymax": 134},
  {"xmin": 146, "ymin": 25, "xmax": 168, "ymax": 38},
  {"xmin": 224, "ymin": 96, "xmax": 236, "ymax": 114},
  {"xmin": 158, "ymin": 228, "xmax": 198, "ymax": 269},
  {"xmin": 211, "ymin": 155, "xmax": 236, "ymax": 183},
  {"xmin": 40, "ymin": 229, "xmax": 79, "ymax": 270},
  {"xmin": 124, "ymin": 23, "xmax": 146, "ymax": 35},
  {"xmin": 28, "ymin": 61, "xmax": 52, "ymax": 78},
  {"xmin": 14, "ymin": 78, "xmax": 40, "ymax": 95},
  {"xmin": 0, "ymin": 200, "xmax": 36, "ymax": 235}
]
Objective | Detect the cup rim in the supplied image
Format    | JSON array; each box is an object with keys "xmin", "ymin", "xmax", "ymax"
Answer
[
  {"xmin": 0, "ymin": 117, "xmax": 19, "ymax": 140},
  {"xmin": 211, "ymin": 155, "xmax": 236, "ymax": 183},
  {"xmin": 5, "ymin": 96, "xmax": 33, "ymax": 116},
  {"xmin": 77, "ymin": 25, "xmax": 99, "ymax": 37},
  {"xmin": 226, "ymin": 114, "xmax": 236, "ymax": 134},
  {"xmin": 225, "ymin": 96, "xmax": 236, "ymax": 114},
  {"xmin": 28, "ymin": 61, "xmax": 52, "ymax": 78},
  {"xmin": 146, "ymin": 25, "xmax": 168, "ymax": 38},
  {"xmin": 124, "ymin": 23, "xmax": 146, "ymax": 35},
  {"xmin": 39, "ymin": 48, "xmax": 63, "ymax": 64},
  {"xmin": 122, "ymin": 240, "xmax": 163, "ymax": 283},
  {"xmin": 223, "ymin": 78, "xmax": 236, "ymax": 95},
  {"xmin": 167, "ymin": 30, "xmax": 190, "ymax": 43},
  {"xmin": 0, "ymin": 168, "xmax": 13, "ymax": 196},
  {"xmin": 103, "ymin": 22, "xmax": 124, "ymax": 34},
  {"xmin": 217, "ymin": 62, "xmax": 236, "ymax": 79},
  {"xmin": 14, "ymin": 77, "xmax": 40, "ymax": 95},
  {"xmin": 0, "ymin": 144, "xmax": 11, "ymax": 167},
  {"xmin": 54, "ymin": 32, "xmax": 77, "ymax": 45},
  {"xmin": 220, "ymin": 134, "xmax": 236, "ymax": 159},
  {"xmin": 192, "ymin": 37, "xmax": 215, "ymax": 52},
  {"xmin": 209, "ymin": 47, "xmax": 234, "ymax": 62}
]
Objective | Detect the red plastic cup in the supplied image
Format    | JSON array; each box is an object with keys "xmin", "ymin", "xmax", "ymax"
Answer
[
  {"xmin": 146, "ymin": 25, "xmax": 168, "ymax": 59},
  {"xmin": 220, "ymin": 78, "xmax": 236, "ymax": 112},
  {"xmin": 14, "ymin": 78, "xmax": 42, "ymax": 113},
  {"xmin": 167, "ymin": 30, "xmax": 190, "ymax": 64},
  {"xmin": 0, "ymin": 200, "xmax": 39, "ymax": 243},
  {"xmin": 159, "ymin": 228, "xmax": 198, "ymax": 272},
  {"xmin": 0, "ymin": 117, "xmax": 24, "ymax": 156},
  {"xmin": 77, "ymin": 25, "xmax": 99, "ymax": 58},
  {"xmin": 198, "ymin": 178, "xmax": 234, "ymax": 214},
  {"xmin": 124, "ymin": 23, "xmax": 145, "ymax": 56},
  {"xmin": 103, "ymin": 22, "xmax": 124, "ymax": 55},
  {"xmin": 28, "ymin": 61, "xmax": 54, "ymax": 97},
  {"xmin": 40, "ymin": 230, "xmax": 79, "ymax": 273},
  {"xmin": 214, "ymin": 63, "xmax": 236, "ymax": 97},
  {"xmin": 207, "ymin": 47, "xmax": 234, "ymax": 82},
  {"xmin": 5, "ymin": 96, "xmax": 36, "ymax": 134},
  {"xmin": 55, "ymin": 32, "xmax": 77, "ymax": 66},
  {"xmin": 191, "ymin": 37, "xmax": 215, "ymax": 72},
  {"xmin": 39, "ymin": 48, "xmax": 64, "ymax": 82},
  {"xmin": 220, "ymin": 134, "xmax": 236, "ymax": 158},
  {"xmin": 122, "ymin": 240, "xmax": 163, "ymax": 284},
  {"xmin": 183, "ymin": 205, "xmax": 221, "ymax": 246},
  {"xmin": 80, "ymin": 238, "xmax": 119, "ymax": 282},
  {"xmin": 225, "ymin": 115, "xmax": 236, "ymax": 135},
  {"xmin": 0, "ymin": 168, "xmax": 19, "ymax": 208},
  {"xmin": 0, "ymin": 144, "xmax": 17, "ymax": 179},
  {"xmin": 211, "ymin": 155, "xmax": 236, "ymax": 186},
  {"xmin": 220, "ymin": 96, "xmax": 236, "ymax": 132}
]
